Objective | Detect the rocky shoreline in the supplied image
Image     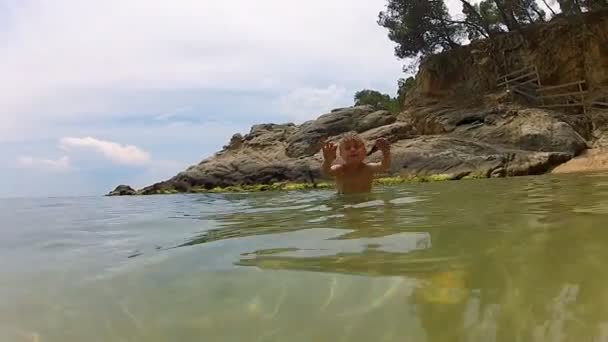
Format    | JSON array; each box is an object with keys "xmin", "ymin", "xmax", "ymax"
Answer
[
  {"xmin": 108, "ymin": 99, "xmax": 594, "ymax": 196},
  {"xmin": 108, "ymin": 174, "xmax": 480, "ymax": 196}
]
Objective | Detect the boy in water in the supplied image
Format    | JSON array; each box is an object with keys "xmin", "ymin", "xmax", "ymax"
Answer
[{"xmin": 321, "ymin": 133, "xmax": 391, "ymax": 193}]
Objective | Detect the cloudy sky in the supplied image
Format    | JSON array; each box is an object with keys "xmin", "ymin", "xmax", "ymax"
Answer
[{"xmin": 0, "ymin": 0, "xmax": 467, "ymax": 197}]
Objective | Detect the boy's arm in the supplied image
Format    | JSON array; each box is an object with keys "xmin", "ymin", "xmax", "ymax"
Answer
[
  {"xmin": 321, "ymin": 158, "xmax": 334, "ymax": 176},
  {"xmin": 321, "ymin": 141, "xmax": 341, "ymax": 177},
  {"xmin": 321, "ymin": 160, "xmax": 342, "ymax": 177},
  {"xmin": 368, "ymin": 138, "xmax": 391, "ymax": 173}
]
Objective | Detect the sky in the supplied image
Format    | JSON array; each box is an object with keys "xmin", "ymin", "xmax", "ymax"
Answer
[{"xmin": 0, "ymin": 0, "xmax": 469, "ymax": 198}]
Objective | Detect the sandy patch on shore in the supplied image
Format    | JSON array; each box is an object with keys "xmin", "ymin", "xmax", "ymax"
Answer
[{"xmin": 552, "ymin": 148, "xmax": 608, "ymax": 174}]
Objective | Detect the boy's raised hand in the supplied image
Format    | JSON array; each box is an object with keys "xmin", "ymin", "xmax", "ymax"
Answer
[
  {"xmin": 375, "ymin": 137, "xmax": 390, "ymax": 153},
  {"xmin": 322, "ymin": 141, "xmax": 337, "ymax": 162}
]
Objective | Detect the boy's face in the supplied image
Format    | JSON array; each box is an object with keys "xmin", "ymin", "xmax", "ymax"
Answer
[{"xmin": 339, "ymin": 138, "xmax": 366, "ymax": 165}]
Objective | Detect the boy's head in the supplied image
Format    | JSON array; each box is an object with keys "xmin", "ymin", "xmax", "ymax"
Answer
[{"xmin": 339, "ymin": 133, "xmax": 366, "ymax": 165}]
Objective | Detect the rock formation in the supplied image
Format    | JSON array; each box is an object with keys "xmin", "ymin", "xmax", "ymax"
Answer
[
  {"xmin": 107, "ymin": 185, "xmax": 137, "ymax": 196},
  {"xmin": 133, "ymin": 99, "xmax": 588, "ymax": 195}
]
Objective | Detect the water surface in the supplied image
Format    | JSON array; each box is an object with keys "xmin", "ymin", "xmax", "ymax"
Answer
[{"xmin": 2, "ymin": 174, "xmax": 608, "ymax": 341}]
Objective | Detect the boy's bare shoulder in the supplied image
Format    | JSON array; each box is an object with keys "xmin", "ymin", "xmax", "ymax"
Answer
[
  {"xmin": 365, "ymin": 161, "xmax": 387, "ymax": 173},
  {"xmin": 364, "ymin": 161, "xmax": 379, "ymax": 170},
  {"xmin": 330, "ymin": 164, "xmax": 344, "ymax": 173}
]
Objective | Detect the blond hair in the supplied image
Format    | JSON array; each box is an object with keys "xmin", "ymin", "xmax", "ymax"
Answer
[{"xmin": 338, "ymin": 132, "xmax": 366, "ymax": 151}]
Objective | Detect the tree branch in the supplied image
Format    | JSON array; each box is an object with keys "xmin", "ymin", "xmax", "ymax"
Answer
[
  {"xmin": 444, "ymin": 19, "xmax": 491, "ymax": 38},
  {"xmin": 493, "ymin": 0, "xmax": 519, "ymax": 31},
  {"xmin": 532, "ymin": 5, "xmax": 547, "ymax": 21},
  {"xmin": 541, "ymin": 0, "xmax": 558, "ymax": 17},
  {"xmin": 459, "ymin": 0, "xmax": 492, "ymax": 35}
]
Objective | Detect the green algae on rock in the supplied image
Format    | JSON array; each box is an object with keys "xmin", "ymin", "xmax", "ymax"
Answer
[{"xmin": 140, "ymin": 182, "xmax": 334, "ymax": 195}]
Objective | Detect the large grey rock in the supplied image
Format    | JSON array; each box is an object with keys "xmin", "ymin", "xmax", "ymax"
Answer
[
  {"xmin": 405, "ymin": 104, "xmax": 498, "ymax": 134},
  {"xmin": 285, "ymin": 105, "xmax": 395, "ymax": 158},
  {"xmin": 242, "ymin": 123, "xmax": 297, "ymax": 148},
  {"xmin": 107, "ymin": 185, "xmax": 136, "ymax": 196},
  {"xmin": 360, "ymin": 122, "xmax": 418, "ymax": 143},
  {"xmin": 169, "ymin": 161, "xmax": 317, "ymax": 189},
  {"xmin": 367, "ymin": 135, "xmax": 573, "ymax": 178},
  {"xmin": 456, "ymin": 108, "xmax": 587, "ymax": 154},
  {"xmin": 355, "ymin": 110, "xmax": 396, "ymax": 132}
]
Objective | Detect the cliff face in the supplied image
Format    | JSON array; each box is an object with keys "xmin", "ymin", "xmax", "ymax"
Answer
[
  {"xmin": 408, "ymin": 10, "xmax": 608, "ymax": 104},
  {"xmin": 110, "ymin": 11, "xmax": 608, "ymax": 195}
]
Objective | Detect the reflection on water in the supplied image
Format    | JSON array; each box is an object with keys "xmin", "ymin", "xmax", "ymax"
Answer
[{"xmin": 2, "ymin": 173, "xmax": 608, "ymax": 341}]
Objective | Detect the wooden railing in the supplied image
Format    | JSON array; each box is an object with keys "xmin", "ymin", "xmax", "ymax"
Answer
[
  {"xmin": 497, "ymin": 65, "xmax": 588, "ymax": 114},
  {"xmin": 592, "ymin": 100, "xmax": 608, "ymax": 108},
  {"xmin": 497, "ymin": 65, "xmax": 541, "ymax": 90},
  {"xmin": 538, "ymin": 80, "xmax": 587, "ymax": 114}
]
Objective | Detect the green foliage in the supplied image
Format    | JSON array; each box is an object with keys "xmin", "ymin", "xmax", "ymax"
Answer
[
  {"xmin": 378, "ymin": 0, "xmax": 463, "ymax": 60},
  {"xmin": 512, "ymin": 0, "xmax": 547, "ymax": 24},
  {"xmin": 189, "ymin": 182, "xmax": 334, "ymax": 194},
  {"xmin": 354, "ymin": 89, "xmax": 403, "ymax": 113},
  {"xmin": 377, "ymin": 0, "xmax": 608, "ymax": 70},
  {"xmin": 428, "ymin": 174, "xmax": 453, "ymax": 181},
  {"xmin": 354, "ymin": 76, "xmax": 416, "ymax": 113},
  {"xmin": 374, "ymin": 174, "xmax": 456, "ymax": 185},
  {"xmin": 554, "ymin": 0, "xmax": 608, "ymax": 14},
  {"xmin": 354, "ymin": 89, "xmax": 392, "ymax": 107},
  {"xmin": 374, "ymin": 177, "xmax": 410, "ymax": 185},
  {"xmin": 559, "ymin": 0, "xmax": 608, "ymax": 13},
  {"xmin": 463, "ymin": 0, "xmax": 502, "ymax": 40},
  {"xmin": 581, "ymin": 0, "xmax": 608, "ymax": 11},
  {"xmin": 377, "ymin": 0, "xmax": 595, "ymax": 66},
  {"xmin": 556, "ymin": 0, "xmax": 580, "ymax": 15},
  {"xmin": 397, "ymin": 77, "xmax": 416, "ymax": 104}
]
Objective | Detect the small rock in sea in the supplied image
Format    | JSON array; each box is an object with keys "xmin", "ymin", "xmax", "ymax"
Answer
[{"xmin": 107, "ymin": 184, "xmax": 136, "ymax": 196}]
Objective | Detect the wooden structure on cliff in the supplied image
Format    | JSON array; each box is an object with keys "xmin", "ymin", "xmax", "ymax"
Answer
[
  {"xmin": 497, "ymin": 65, "xmax": 588, "ymax": 114},
  {"xmin": 497, "ymin": 65, "xmax": 542, "ymax": 101}
]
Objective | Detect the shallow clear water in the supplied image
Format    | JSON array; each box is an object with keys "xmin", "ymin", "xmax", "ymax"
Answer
[{"xmin": 3, "ymin": 173, "xmax": 608, "ymax": 341}]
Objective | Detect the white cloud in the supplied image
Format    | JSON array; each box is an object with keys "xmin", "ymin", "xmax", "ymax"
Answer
[
  {"xmin": 274, "ymin": 85, "xmax": 349, "ymax": 123},
  {"xmin": 16, "ymin": 156, "xmax": 72, "ymax": 172},
  {"xmin": 60, "ymin": 137, "xmax": 151, "ymax": 165}
]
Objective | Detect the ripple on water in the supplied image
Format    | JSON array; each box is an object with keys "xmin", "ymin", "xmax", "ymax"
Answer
[
  {"xmin": 389, "ymin": 196, "xmax": 425, "ymax": 205},
  {"xmin": 343, "ymin": 200, "xmax": 385, "ymax": 209},
  {"xmin": 238, "ymin": 229, "xmax": 431, "ymax": 259},
  {"xmin": 245, "ymin": 204, "xmax": 312, "ymax": 214},
  {"xmin": 307, "ymin": 214, "xmax": 345, "ymax": 223},
  {"xmin": 304, "ymin": 205, "xmax": 333, "ymax": 212},
  {"xmin": 572, "ymin": 200, "xmax": 608, "ymax": 215}
]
